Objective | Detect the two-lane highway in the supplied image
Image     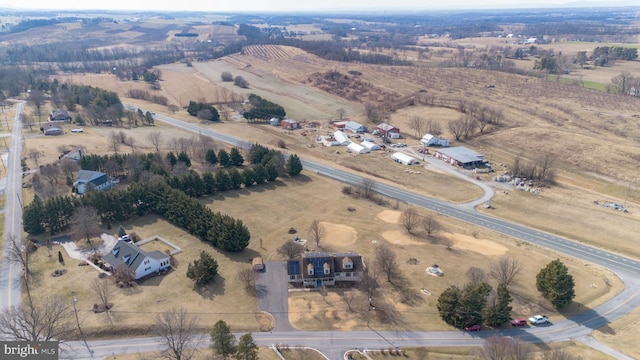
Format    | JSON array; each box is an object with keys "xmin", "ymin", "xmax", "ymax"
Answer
[{"xmin": 0, "ymin": 101, "xmax": 26, "ymax": 314}]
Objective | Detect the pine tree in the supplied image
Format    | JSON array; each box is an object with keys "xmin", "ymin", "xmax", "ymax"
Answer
[
  {"xmin": 483, "ymin": 283, "xmax": 513, "ymax": 327},
  {"xmin": 202, "ymin": 172, "xmax": 217, "ymax": 195},
  {"xmin": 230, "ymin": 147, "xmax": 244, "ymax": 166},
  {"xmin": 242, "ymin": 168, "xmax": 255, "ymax": 187},
  {"xmin": 287, "ymin": 154, "xmax": 303, "ymax": 176},
  {"xmin": 265, "ymin": 162, "xmax": 279, "ymax": 182},
  {"xmin": 236, "ymin": 333, "xmax": 259, "ymax": 360},
  {"xmin": 186, "ymin": 251, "xmax": 218, "ymax": 287},
  {"xmin": 215, "ymin": 169, "xmax": 231, "ymax": 192},
  {"xmin": 177, "ymin": 151, "xmax": 191, "ymax": 167},
  {"xmin": 218, "ymin": 149, "xmax": 231, "ymax": 167},
  {"xmin": 228, "ymin": 168, "xmax": 243, "ymax": 189},
  {"xmin": 117, "ymin": 225, "xmax": 126, "ymax": 238},
  {"xmin": 210, "ymin": 320, "xmax": 236, "ymax": 359},
  {"xmin": 23, "ymin": 195, "xmax": 45, "ymax": 234},
  {"xmin": 58, "ymin": 251, "xmax": 64, "ymax": 265},
  {"xmin": 205, "ymin": 149, "xmax": 218, "ymax": 165},
  {"xmin": 166, "ymin": 152, "xmax": 177, "ymax": 167},
  {"xmin": 536, "ymin": 259, "xmax": 575, "ymax": 309},
  {"xmin": 253, "ymin": 164, "xmax": 267, "ymax": 184}
]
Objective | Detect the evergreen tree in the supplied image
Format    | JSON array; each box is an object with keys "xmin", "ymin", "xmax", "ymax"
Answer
[
  {"xmin": 236, "ymin": 333, "xmax": 259, "ymax": 360},
  {"xmin": 215, "ymin": 169, "xmax": 231, "ymax": 192},
  {"xmin": 437, "ymin": 282, "xmax": 491, "ymax": 329},
  {"xmin": 58, "ymin": 250, "xmax": 64, "ymax": 264},
  {"xmin": 265, "ymin": 161, "xmax": 279, "ymax": 182},
  {"xmin": 166, "ymin": 152, "xmax": 177, "ymax": 167},
  {"xmin": 186, "ymin": 251, "xmax": 218, "ymax": 287},
  {"xmin": 536, "ymin": 259, "xmax": 575, "ymax": 309},
  {"xmin": 177, "ymin": 151, "xmax": 191, "ymax": 167},
  {"xmin": 210, "ymin": 320, "xmax": 236, "ymax": 359},
  {"xmin": 483, "ymin": 283, "xmax": 513, "ymax": 327},
  {"xmin": 23, "ymin": 195, "xmax": 45, "ymax": 234},
  {"xmin": 253, "ymin": 164, "xmax": 267, "ymax": 184},
  {"xmin": 117, "ymin": 225, "xmax": 126, "ymax": 238},
  {"xmin": 218, "ymin": 149, "xmax": 231, "ymax": 167},
  {"xmin": 287, "ymin": 154, "xmax": 303, "ymax": 177},
  {"xmin": 230, "ymin": 147, "xmax": 244, "ymax": 166},
  {"xmin": 437, "ymin": 285, "xmax": 464, "ymax": 328},
  {"xmin": 242, "ymin": 168, "xmax": 255, "ymax": 187},
  {"xmin": 228, "ymin": 168, "xmax": 243, "ymax": 190},
  {"xmin": 205, "ymin": 149, "xmax": 218, "ymax": 165},
  {"xmin": 203, "ymin": 172, "xmax": 217, "ymax": 195}
]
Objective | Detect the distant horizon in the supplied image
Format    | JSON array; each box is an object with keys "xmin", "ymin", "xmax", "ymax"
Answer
[{"xmin": 0, "ymin": 0, "xmax": 638, "ymax": 13}]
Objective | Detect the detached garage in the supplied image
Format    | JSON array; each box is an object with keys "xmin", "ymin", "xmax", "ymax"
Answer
[
  {"xmin": 391, "ymin": 152, "xmax": 418, "ymax": 165},
  {"xmin": 361, "ymin": 141, "xmax": 380, "ymax": 151}
]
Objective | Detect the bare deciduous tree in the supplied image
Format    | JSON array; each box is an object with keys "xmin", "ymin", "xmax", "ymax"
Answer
[
  {"xmin": 153, "ymin": 308, "xmax": 200, "ymax": 360},
  {"xmin": 124, "ymin": 136, "xmax": 136, "ymax": 153},
  {"xmin": 448, "ymin": 117, "xmax": 466, "ymax": 140},
  {"xmin": 109, "ymin": 130, "xmax": 120, "ymax": 155},
  {"xmin": 490, "ymin": 258, "xmax": 523, "ymax": 288},
  {"xmin": 60, "ymin": 158, "xmax": 80, "ymax": 181},
  {"xmin": 28, "ymin": 149, "xmax": 43, "ymax": 166},
  {"xmin": 336, "ymin": 108, "xmax": 347, "ymax": 120},
  {"xmin": 375, "ymin": 244, "xmax": 400, "ymax": 283},
  {"xmin": 70, "ymin": 205, "xmax": 102, "ymax": 245},
  {"xmin": 541, "ymin": 349, "xmax": 582, "ymax": 360},
  {"xmin": 39, "ymin": 163, "xmax": 61, "ymax": 186},
  {"xmin": 113, "ymin": 264, "xmax": 136, "ymax": 288},
  {"xmin": 409, "ymin": 115, "xmax": 426, "ymax": 138},
  {"xmin": 90, "ymin": 278, "xmax": 114, "ymax": 315},
  {"xmin": 425, "ymin": 118, "xmax": 442, "ymax": 136},
  {"xmin": 479, "ymin": 336, "xmax": 532, "ymax": 360},
  {"xmin": 421, "ymin": 214, "xmax": 441, "ymax": 237},
  {"xmin": 400, "ymin": 208, "xmax": 421, "ymax": 234},
  {"xmin": 308, "ymin": 220, "xmax": 326, "ymax": 248},
  {"xmin": 0, "ymin": 296, "xmax": 74, "ymax": 341},
  {"xmin": 466, "ymin": 267, "xmax": 487, "ymax": 286},
  {"xmin": 237, "ymin": 267, "xmax": 256, "ymax": 289},
  {"xmin": 277, "ymin": 241, "xmax": 304, "ymax": 259},
  {"xmin": 535, "ymin": 152, "xmax": 556, "ymax": 185},
  {"xmin": 359, "ymin": 178, "xmax": 376, "ymax": 200}
]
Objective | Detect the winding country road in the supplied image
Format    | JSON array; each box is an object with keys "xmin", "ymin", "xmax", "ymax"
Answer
[{"xmin": 2, "ymin": 105, "xmax": 638, "ymax": 359}]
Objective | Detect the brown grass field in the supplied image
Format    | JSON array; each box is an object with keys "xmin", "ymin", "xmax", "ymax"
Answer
[{"xmin": 14, "ymin": 25, "xmax": 640, "ymax": 357}]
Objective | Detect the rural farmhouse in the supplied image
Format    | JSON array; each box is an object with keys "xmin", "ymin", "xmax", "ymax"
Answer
[
  {"xmin": 43, "ymin": 123, "xmax": 63, "ymax": 136},
  {"xmin": 420, "ymin": 133, "xmax": 450, "ymax": 147},
  {"xmin": 434, "ymin": 146, "xmax": 485, "ymax": 168},
  {"xmin": 288, "ymin": 252, "xmax": 364, "ymax": 288},
  {"xmin": 74, "ymin": 170, "xmax": 117, "ymax": 195},
  {"xmin": 48, "ymin": 108, "xmax": 72, "ymax": 122},
  {"xmin": 102, "ymin": 241, "xmax": 171, "ymax": 280}
]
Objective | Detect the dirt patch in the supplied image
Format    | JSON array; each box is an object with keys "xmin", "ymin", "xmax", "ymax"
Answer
[
  {"xmin": 443, "ymin": 232, "xmax": 508, "ymax": 256},
  {"xmin": 376, "ymin": 209, "xmax": 401, "ymax": 224},
  {"xmin": 319, "ymin": 222, "xmax": 358, "ymax": 248},
  {"xmin": 381, "ymin": 230, "xmax": 424, "ymax": 246}
]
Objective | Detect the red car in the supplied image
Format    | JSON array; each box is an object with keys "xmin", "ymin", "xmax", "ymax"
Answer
[
  {"xmin": 511, "ymin": 318, "xmax": 527, "ymax": 327},
  {"xmin": 464, "ymin": 324, "xmax": 481, "ymax": 332}
]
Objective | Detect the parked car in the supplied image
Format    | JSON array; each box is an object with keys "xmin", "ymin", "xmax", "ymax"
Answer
[
  {"xmin": 71, "ymin": 128, "xmax": 83, "ymax": 133},
  {"xmin": 464, "ymin": 324, "xmax": 481, "ymax": 332},
  {"xmin": 511, "ymin": 318, "xmax": 527, "ymax": 327},
  {"xmin": 528, "ymin": 315, "xmax": 550, "ymax": 325}
]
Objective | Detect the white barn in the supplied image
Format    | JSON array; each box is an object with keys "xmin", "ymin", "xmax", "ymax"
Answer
[
  {"xmin": 392, "ymin": 152, "xmax": 418, "ymax": 165},
  {"xmin": 347, "ymin": 142, "xmax": 368, "ymax": 154},
  {"xmin": 420, "ymin": 134, "xmax": 450, "ymax": 147}
]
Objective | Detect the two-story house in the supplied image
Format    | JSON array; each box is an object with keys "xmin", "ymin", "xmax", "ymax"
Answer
[
  {"xmin": 288, "ymin": 252, "xmax": 363, "ymax": 288},
  {"xmin": 102, "ymin": 241, "xmax": 171, "ymax": 280}
]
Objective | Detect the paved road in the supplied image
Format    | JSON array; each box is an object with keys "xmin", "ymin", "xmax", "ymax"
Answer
[
  {"xmin": 56, "ymin": 107, "xmax": 640, "ymax": 358},
  {"xmin": 0, "ymin": 101, "xmax": 25, "ymax": 315},
  {"xmin": 255, "ymin": 261, "xmax": 294, "ymax": 331}
]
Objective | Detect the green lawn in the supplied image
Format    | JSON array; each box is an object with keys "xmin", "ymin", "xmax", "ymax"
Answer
[{"xmin": 544, "ymin": 75, "xmax": 608, "ymax": 91}]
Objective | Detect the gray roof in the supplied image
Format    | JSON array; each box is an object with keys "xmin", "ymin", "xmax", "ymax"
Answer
[
  {"xmin": 76, "ymin": 170, "xmax": 108, "ymax": 187},
  {"xmin": 345, "ymin": 121, "xmax": 364, "ymax": 129},
  {"xmin": 102, "ymin": 241, "xmax": 168, "ymax": 276},
  {"xmin": 436, "ymin": 146, "xmax": 484, "ymax": 164},
  {"xmin": 147, "ymin": 250, "xmax": 168, "ymax": 260}
]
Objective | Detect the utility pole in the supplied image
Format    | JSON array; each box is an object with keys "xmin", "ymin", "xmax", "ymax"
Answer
[
  {"xmin": 623, "ymin": 180, "xmax": 633, "ymax": 208},
  {"xmin": 73, "ymin": 298, "xmax": 94, "ymax": 357}
]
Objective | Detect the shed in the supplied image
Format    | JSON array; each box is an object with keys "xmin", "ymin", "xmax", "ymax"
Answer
[
  {"xmin": 345, "ymin": 121, "xmax": 367, "ymax": 134},
  {"xmin": 347, "ymin": 142, "xmax": 368, "ymax": 154},
  {"xmin": 420, "ymin": 134, "xmax": 450, "ymax": 147},
  {"xmin": 252, "ymin": 257, "xmax": 265, "ymax": 272},
  {"xmin": 332, "ymin": 121, "xmax": 348, "ymax": 129},
  {"xmin": 376, "ymin": 123, "xmax": 400, "ymax": 139},
  {"xmin": 361, "ymin": 141, "xmax": 380, "ymax": 151},
  {"xmin": 269, "ymin": 117, "xmax": 280, "ymax": 126},
  {"xmin": 281, "ymin": 119, "xmax": 300, "ymax": 130},
  {"xmin": 391, "ymin": 152, "xmax": 417, "ymax": 165},
  {"xmin": 43, "ymin": 123, "xmax": 63, "ymax": 136},
  {"xmin": 333, "ymin": 130, "xmax": 351, "ymax": 145},
  {"xmin": 434, "ymin": 146, "xmax": 484, "ymax": 168}
]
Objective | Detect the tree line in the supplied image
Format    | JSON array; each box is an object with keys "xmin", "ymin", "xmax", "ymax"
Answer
[
  {"xmin": 242, "ymin": 93, "xmax": 286, "ymax": 121},
  {"xmin": 187, "ymin": 100, "xmax": 220, "ymax": 122}
]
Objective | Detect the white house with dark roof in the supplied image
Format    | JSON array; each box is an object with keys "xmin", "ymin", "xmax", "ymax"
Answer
[
  {"xmin": 74, "ymin": 170, "xmax": 116, "ymax": 195},
  {"xmin": 102, "ymin": 241, "xmax": 171, "ymax": 280}
]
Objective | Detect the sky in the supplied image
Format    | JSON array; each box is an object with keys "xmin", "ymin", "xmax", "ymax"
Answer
[{"xmin": 1, "ymin": 0, "xmax": 636, "ymax": 12}]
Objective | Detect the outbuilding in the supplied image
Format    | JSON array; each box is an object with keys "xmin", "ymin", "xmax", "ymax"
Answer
[
  {"xmin": 281, "ymin": 119, "xmax": 300, "ymax": 130},
  {"xmin": 347, "ymin": 142, "xmax": 368, "ymax": 154},
  {"xmin": 269, "ymin": 117, "xmax": 280, "ymax": 126},
  {"xmin": 361, "ymin": 140, "xmax": 380, "ymax": 151},
  {"xmin": 333, "ymin": 130, "xmax": 351, "ymax": 145},
  {"xmin": 345, "ymin": 121, "xmax": 367, "ymax": 134},
  {"xmin": 332, "ymin": 121, "xmax": 348, "ymax": 129},
  {"xmin": 376, "ymin": 123, "xmax": 400, "ymax": 139},
  {"xmin": 434, "ymin": 146, "xmax": 485, "ymax": 168},
  {"xmin": 391, "ymin": 152, "xmax": 418, "ymax": 165}
]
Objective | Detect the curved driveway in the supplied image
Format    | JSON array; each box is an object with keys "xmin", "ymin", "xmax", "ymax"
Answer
[{"xmin": 62, "ymin": 108, "xmax": 640, "ymax": 359}]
